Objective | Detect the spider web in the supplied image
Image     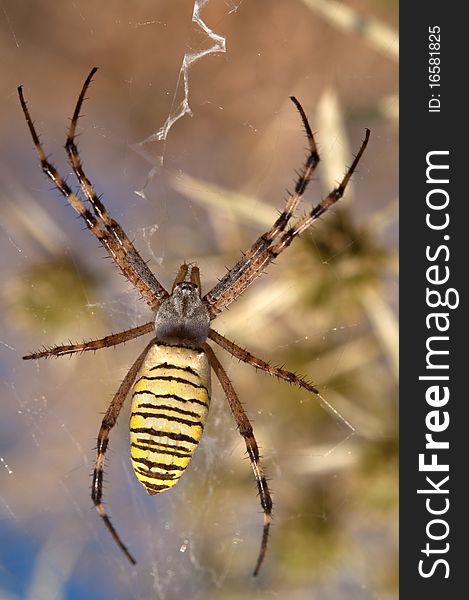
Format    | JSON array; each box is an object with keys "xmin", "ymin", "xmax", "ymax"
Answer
[
  {"xmin": 0, "ymin": 1, "xmax": 398, "ymax": 599},
  {"xmin": 131, "ymin": 0, "xmax": 227, "ymax": 179}
]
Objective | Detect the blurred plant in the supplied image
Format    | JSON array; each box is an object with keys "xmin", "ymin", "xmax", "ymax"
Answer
[{"xmin": 3, "ymin": 256, "xmax": 98, "ymax": 332}]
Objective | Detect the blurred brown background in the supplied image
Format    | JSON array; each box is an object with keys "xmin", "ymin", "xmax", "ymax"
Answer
[{"xmin": 0, "ymin": 1, "xmax": 398, "ymax": 599}]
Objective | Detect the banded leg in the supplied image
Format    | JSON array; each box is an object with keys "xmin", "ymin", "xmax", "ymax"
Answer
[
  {"xmin": 23, "ymin": 322, "xmax": 154, "ymax": 360},
  {"xmin": 92, "ymin": 337, "xmax": 156, "ymax": 565},
  {"xmin": 270, "ymin": 128, "xmax": 371, "ymax": 254},
  {"xmin": 255, "ymin": 98, "xmax": 320, "ymax": 244},
  {"xmin": 209, "ymin": 328, "xmax": 318, "ymax": 392},
  {"xmin": 204, "ymin": 128, "xmax": 370, "ymax": 316},
  {"xmin": 203, "ymin": 97, "xmax": 320, "ymax": 316},
  {"xmin": 203, "ymin": 343, "xmax": 272, "ymax": 577},
  {"xmin": 18, "ymin": 76, "xmax": 168, "ymax": 311},
  {"xmin": 209, "ymin": 328, "xmax": 355, "ymax": 431},
  {"xmin": 63, "ymin": 68, "xmax": 169, "ymax": 307}
]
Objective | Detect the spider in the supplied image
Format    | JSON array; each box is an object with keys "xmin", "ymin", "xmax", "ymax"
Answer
[{"xmin": 19, "ymin": 67, "xmax": 369, "ymax": 576}]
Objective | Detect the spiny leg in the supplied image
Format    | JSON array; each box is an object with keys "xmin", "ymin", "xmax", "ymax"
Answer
[
  {"xmin": 270, "ymin": 128, "xmax": 371, "ymax": 255},
  {"xmin": 65, "ymin": 67, "xmax": 107, "ymax": 226},
  {"xmin": 265, "ymin": 97, "xmax": 319, "ymax": 239},
  {"xmin": 208, "ymin": 329, "xmax": 355, "ymax": 431},
  {"xmin": 18, "ymin": 79, "xmax": 168, "ymax": 311},
  {"xmin": 203, "ymin": 343, "xmax": 272, "ymax": 577},
  {"xmin": 204, "ymin": 129, "xmax": 370, "ymax": 316},
  {"xmin": 63, "ymin": 68, "xmax": 169, "ymax": 307},
  {"xmin": 209, "ymin": 328, "xmax": 318, "ymax": 391},
  {"xmin": 19, "ymin": 83, "xmax": 112, "ymax": 243},
  {"xmin": 246, "ymin": 97, "xmax": 320, "ymax": 249},
  {"xmin": 23, "ymin": 322, "xmax": 154, "ymax": 360},
  {"xmin": 203, "ymin": 97, "xmax": 320, "ymax": 317},
  {"xmin": 92, "ymin": 337, "xmax": 156, "ymax": 565}
]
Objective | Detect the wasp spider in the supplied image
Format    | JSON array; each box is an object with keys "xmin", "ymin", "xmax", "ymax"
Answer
[{"xmin": 19, "ymin": 68, "xmax": 369, "ymax": 576}]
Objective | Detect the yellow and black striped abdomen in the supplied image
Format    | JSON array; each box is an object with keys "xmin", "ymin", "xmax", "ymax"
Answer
[{"xmin": 130, "ymin": 341, "xmax": 211, "ymax": 496}]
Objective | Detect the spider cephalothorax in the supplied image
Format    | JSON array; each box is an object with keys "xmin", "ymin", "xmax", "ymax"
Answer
[
  {"xmin": 155, "ymin": 265, "xmax": 210, "ymax": 344},
  {"xmin": 20, "ymin": 67, "xmax": 369, "ymax": 576}
]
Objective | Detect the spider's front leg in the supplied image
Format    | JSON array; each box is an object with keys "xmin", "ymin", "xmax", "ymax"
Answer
[
  {"xmin": 203, "ymin": 96, "xmax": 320, "ymax": 318},
  {"xmin": 18, "ymin": 71, "xmax": 169, "ymax": 312}
]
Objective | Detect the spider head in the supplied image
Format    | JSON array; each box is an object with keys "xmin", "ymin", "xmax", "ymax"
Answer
[{"xmin": 155, "ymin": 265, "xmax": 210, "ymax": 344}]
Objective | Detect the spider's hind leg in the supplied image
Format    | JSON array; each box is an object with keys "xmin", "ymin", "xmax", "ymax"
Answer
[
  {"xmin": 203, "ymin": 343, "xmax": 272, "ymax": 577},
  {"xmin": 91, "ymin": 337, "xmax": 155, "ymax": 565}
]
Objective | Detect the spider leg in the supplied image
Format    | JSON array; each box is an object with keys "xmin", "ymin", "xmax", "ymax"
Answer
[
  {"xmin": 92, "ymin": 337, "xmax": 156, "ymax": 565},
  {"xmin": 269, "ymin": 128, "xmax": 371, "ymax": 255},
  {"xmin": 203, "ymin": 343, "xmax": 272, "ymax": 577},
  {"xmin": 23, "ymin": 321, "xmax": 154, "ymax": 360},
  {"xmin": 266, "ymin": 97, "xmax": 320, "ymax": 239},
  {"xmin": 18, "ymin": 78, "xmax": 168, "ymax": 312},
  {"xmin": 204, "ymin": 129, "xmax": 370, "ymax": 317},
  {"xmin": 64, "ymin": 68, "xmax": 169, "ymax": 307},
  {"xmin": 209, "ymin": 328, "xmax": 318, "ymax": 390},
  {"xmin": 209, "ymin": 329, "xmax": 355, "ymax": 431},
  {"xmin": 203, "ymin": 97, "xmax": 319, "ymax": 316}
]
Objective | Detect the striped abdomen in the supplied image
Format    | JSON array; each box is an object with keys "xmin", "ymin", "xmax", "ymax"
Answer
[{"xmin": 130, "ymin": 341, "xmax": 211, "ymax": 496}]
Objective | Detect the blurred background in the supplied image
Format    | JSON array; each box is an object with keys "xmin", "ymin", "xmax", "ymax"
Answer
[{"xmin": 0, "ymin": 1, "xmax": 398, "ymax": 599}]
